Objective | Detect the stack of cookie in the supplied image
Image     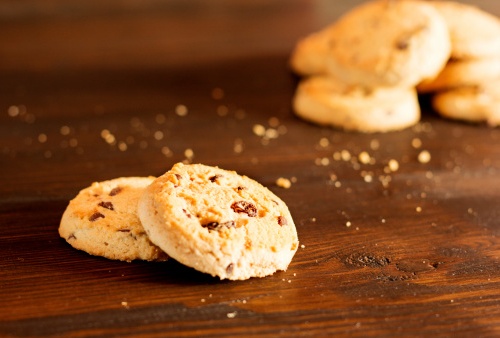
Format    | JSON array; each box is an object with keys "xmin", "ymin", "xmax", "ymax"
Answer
[
  {"xmin": 290, "ymin": 0, "xmax": 500, "ymax": 131},
  {"xmin": 417, "ymin": 1, "xmax": 500, "ymax": 126},
  {"xmin": 59, "ymin": 163, "xmax": 299, "ymax": 281}
]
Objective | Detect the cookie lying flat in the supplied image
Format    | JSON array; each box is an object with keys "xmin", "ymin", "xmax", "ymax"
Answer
[
  {"xmin": 432, "ymin": 84, "xmax": 500, "ymax": 127},
  {"xmin": 417, "ymin": 58, "xmax": 500, "ymax": 93},
  {"xmin": 59, "ymin": 177, "xmax": 168, "ymax": 262},
  {"xmin": 293, "ymin": 76, "xmax": 420, "ymax": 133},
  {"xmin": 138, "ymin": 163, "xmax": 299, "ymax": 280},
  {"xmin": 430, "ymin": 1, "xmax": 500, "ymax": 59},
  {"xmin": 320, "ymin": 0, "xmax": 450, "ymax": 87}
]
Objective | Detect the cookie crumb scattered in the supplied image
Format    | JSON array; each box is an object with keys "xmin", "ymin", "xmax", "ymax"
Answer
[
  {"xmin": 412, "ymin": 138, "xmax": 422, "ymax": 149},
  {"xmin": 358, "ymin": 151, "xmax": 371, "ymax": 164},
  {"xmin": 387, "ymin": 159, "xmax": 399, "ymax": 172},
  {"xmin": 319, "ymin": 137, "xmax": 330, "ymax": 148},
  {"xmin": 211, "ymin": 87, "xmax": 225, "ymax": 100},
  {"xmin": 226, "ymin": 311, "xmax": 237, "ymax": 319},
  {"xmin": 418, "ymin": 150, "xmax": 431, "ymax": 163},
  {"xmin": 175, "ymin": 104, "xmax": 188, "ymax": 116},
  {"xmin": 276, "ymin": 177, "xmax": 292, "ymax": 189}
]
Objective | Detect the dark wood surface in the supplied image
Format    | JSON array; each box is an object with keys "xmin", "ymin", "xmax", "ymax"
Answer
[{"xmin": 1, "ymin": 1, "xmax": 499, "ymax": 336}]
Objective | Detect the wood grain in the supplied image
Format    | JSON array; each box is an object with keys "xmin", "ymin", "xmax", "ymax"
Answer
[{"xmin": 1, "ymin": 1, "xmax": 499, "ymax": 336}]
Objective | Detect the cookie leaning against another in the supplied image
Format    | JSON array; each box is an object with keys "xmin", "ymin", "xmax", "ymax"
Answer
[
  {"xmin": 138, "ymin": 163, "xmax": 299, "ymax": 280},
  {"xmin": 59, "ymin": 177, "xmax": 168, "ymax": 262},
  {"xmin": 318, "ymin": 0, "xmax": 450, "ymax": 87},
  {"xmin": 293, "ymin": 76, "xmax": 420, "ymax": 133}
]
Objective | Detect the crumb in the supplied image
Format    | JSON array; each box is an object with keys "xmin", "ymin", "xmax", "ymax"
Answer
[
  {"xmin": 370, "ymin": 139, "xmax": 380, "ymax": 150},
  {"xmin": 276, "ymin": 177, "xmax": 292, "ymax": 189},
  {"xmin": 268, "ymin": 117, "xmax": 280, "ymax": 127},
  {"xmin": 341, "ymin": 150, "xmax": 351, "ymax": 161},
  {"xmin": 175, "ymin": 104, "xmax": 188, "ymax": 116},
  {"xmin": 265, "ymin": 128, "xmax": 279, "ymax": 139},
  {"xmin": 346, "ymin": 221, "xmax": 352, "ymax": 227},
  {"xmin": 161, "ymin": 146, "xmax": 173, "ymax": 157},
  {"xmin": 412, "ymin": 138, "xmax": 422, "ymax": 149},
  {"xmin": 416, "ymin": 206, "xmax": 422, "ymax": 212},
  {"xmin": 319, "ymin": 137, "xmax": 330, "ymax": 147},
  {"xmin": 211, "ymin": 87, "xmax": 225, "ymax": 100},
  {"xmin": 118, "ymin": 142, "xmax": 127, "ymax": 151},
  {"xmin": 226, "ymin": 312, "xmax": 237, "ymax": 319},
  {"xmin": 184, "ymin": 148, "xmax": 194, "ymax": 159},
  {"xmin": 216, "ymin": 105, "xmax": 229, "ymax": 116},
  {"xmin": 154, "ymin": 131, "xmax": 164, "ymax": 140},
  {"xmin": 60, "ymin": 125, "xmax": 71, "ymax": 135},
  {"xmin": 155, "ymin": 113, "xmax": 166, "ymax": 124},
  {"xmin": 38, "ymin": 133, "xmax": 47, "ymax": 143},
  {"xmin": 418, "ymin": 150, "xmax": 431, "ymax": 163},
  {"xmin": 300, "ymin": 244, "xmax": 305, "ymax": 249},
  {"xmin": 235, "ymin": 109, "xmax": 246, "ymax": 120},
  {"xmin": 7, "ymin": 105, "xmax": 20, "ymax": 117},
  {"xmin": 252, "ymin": 124, "xmax": 266, "ymax": 136},
  {"xmin": 233, "ymin": 138, "xmax": 244, "ymax": 153},
  {"xmin": 315, "ymin": 157, "xmax": 330, "ymax": 166},
  {"xmin": 358, "ymin": 151, "xmax": 371, "ymax": 164},
  {"xmin": 387, "ymin": 159, "xmax": 399, "ymax": 172}
]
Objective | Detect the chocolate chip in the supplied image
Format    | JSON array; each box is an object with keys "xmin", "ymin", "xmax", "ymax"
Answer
[
  {"xmin": 117, "ymin": 229, "xmax": 131, "ymax": 233},
  {"xmin": 202, "ymin": 222, "xmax": 220, "ymax": 230},
  {"xmin": 226, "ymin": 263, "xmax": 234, "ymax": 274},
  {"xmin": 231, "ymin": 201, "xmax": 257, "ymax": 217},
  {"xmin": 67, "ymin": 234, "xmax": 76, "ymax": 240},
  {"xmin": 202, "ymin": 221, "xmax": 235, "ymax": 231},
  {"xmin": 209, "ymin": 174, "xmax": 223, "ymax": 182},
  {"xmin": 109, "ymin": 187, "xmax": 122, "ymax": 196},
  {"xmin": 174, "ymin": 174, "xmax": 182, "ymax": 180},
  {"xmin": 278, "ymin": 216, "xmax": 287, "ymax": 226},
  {"xmin": 89, "ymin": 212, "xmax": 105, "ymax": 222},
  {"xmin": 237, "ymin": 186, "xmax": 246, "ymax": 191},
  {"xmin": 396, "ymin": 39, "xmax": 409, "ymax": 50},
  {"xmin": 98, "ymin": 201, "xmax": 114, "ymax": 210},
  {"xmin": 182, "ymin": 209, "xmax": 192, "ymax": 218}
]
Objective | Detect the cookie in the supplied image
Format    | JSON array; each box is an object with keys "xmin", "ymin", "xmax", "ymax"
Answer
[
  {"xmin": 292, "ymin": 76, "xmax": 420, "ymax": 133},
  {"xmin": 432, "ymin": 83, "xmax": 500, "ymax": 126},
  {"xmin": 417, "ymin": 58, "xmax": 500, "ymax": 93},
  {"xmin": 289, "ymin": 29, "xmax": 330, "ymax": 76},
  {"xmin": 429, "ymin": 1, "xmax": 500, "ymax": 59},
  {"xmin": 320, "ymin": 0, "xmax": 451, "ymax": 87},
  {"xmin": 138, "ymin": 163, "xmax": 299, "ymax": 280},
  {"xmin": 59, "ymin": 177, "xmax": 168, "ymax": 262}
]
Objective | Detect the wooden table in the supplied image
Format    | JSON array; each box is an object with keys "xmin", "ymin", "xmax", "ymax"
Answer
[{"xmin": 1, "ymin": 1, "xmax": 499, "ymax": 336}]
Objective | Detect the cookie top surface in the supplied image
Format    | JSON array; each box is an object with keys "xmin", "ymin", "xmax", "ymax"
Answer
[
  {"xmin": 138, "ymin": 163, "xmax": 299, "ymax": 280},
  {"xmin": 430, "ymin": 1, "xmax": 500, "ymax": 59},
  {"xmin": 59, "ymin": 176, "xmax": 168, "ymax": 262},
  {"xmin": 323, "ymin": 0, "xmax": 450, "ymax": 87}
]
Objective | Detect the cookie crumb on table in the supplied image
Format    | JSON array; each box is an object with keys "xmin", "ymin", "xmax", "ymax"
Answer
[{"xmin": 276, "ymin": 177, "xmax": 292, "ymax": 189}]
